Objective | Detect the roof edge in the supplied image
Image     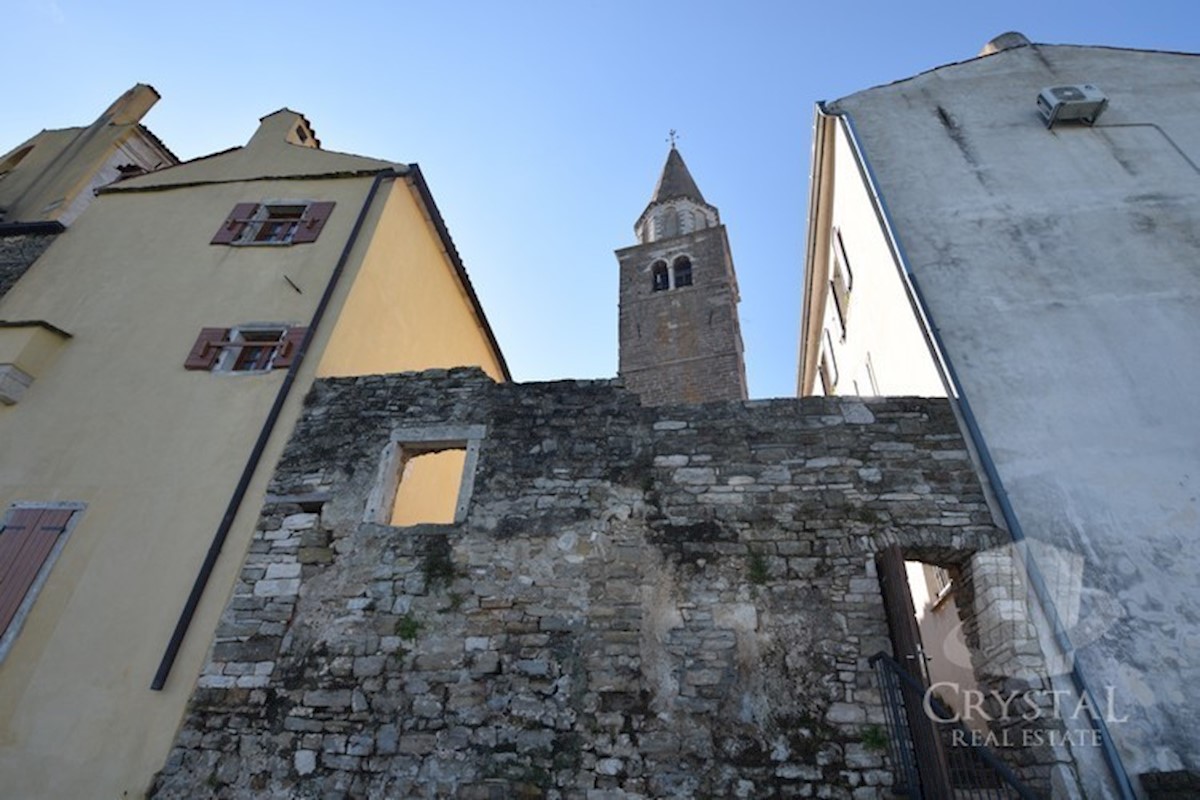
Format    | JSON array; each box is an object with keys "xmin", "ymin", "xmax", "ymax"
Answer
[{"xmin": 830, "ymin": 41, "xmax": 1200, "ymax": 108}]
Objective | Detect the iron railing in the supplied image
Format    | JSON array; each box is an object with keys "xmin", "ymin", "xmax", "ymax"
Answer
[{"xmin": 869, "ymin": 652, "xmax": 1040, "ymax": 799}]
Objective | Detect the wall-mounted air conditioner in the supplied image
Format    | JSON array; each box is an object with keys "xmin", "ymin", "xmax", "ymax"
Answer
[{"xmin": 1037, "ymin": 85, "xmax": 1108, "ymax": 128}]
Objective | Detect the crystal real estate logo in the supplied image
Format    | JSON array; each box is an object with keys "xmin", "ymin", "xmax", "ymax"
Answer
[
  {"xmin": 919, "ymin": 540, "xmax": 1129, "ymax": 748},
  {"xmin": 924, "ymin": 683, "xmax": 1128, "ymax": 748}
]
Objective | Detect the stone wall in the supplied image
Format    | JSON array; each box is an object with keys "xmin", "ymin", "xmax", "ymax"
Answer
[
  {"xmin": 0, "ymin": 229, "xmax": 60, "ymax": 301},
  {"xmin": 150, "ymin": 369, "xmax": 1074, "ymax": 798}
]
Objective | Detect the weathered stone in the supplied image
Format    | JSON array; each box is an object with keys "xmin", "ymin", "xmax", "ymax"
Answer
[
  {"xmin": 147, "ymin": 370, "xmax": 1067, "ymax": 798},
  {"xmin": 294, "ymin": 749, "xmax": 317, "ymax": 776}
]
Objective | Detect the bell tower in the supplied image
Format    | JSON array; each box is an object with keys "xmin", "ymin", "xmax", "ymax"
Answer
[{"xmin": 616, "ymin": 145, "xmax": 747, "ymax": 405}]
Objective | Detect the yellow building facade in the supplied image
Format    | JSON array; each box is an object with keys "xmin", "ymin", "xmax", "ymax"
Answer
[{"xmin": 0, "ymin": 105, "xmax": 507, "ymax": 798}]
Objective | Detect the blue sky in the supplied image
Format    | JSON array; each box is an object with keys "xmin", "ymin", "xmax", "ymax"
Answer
[{"xmin": 5, "ymin": 1, "xmax": 1196, "ymax": 397}]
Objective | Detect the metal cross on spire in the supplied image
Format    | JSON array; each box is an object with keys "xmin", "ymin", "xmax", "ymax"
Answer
[{"xmin": 667, "ymin": 129, "xmax": 679, "ymax": 149}]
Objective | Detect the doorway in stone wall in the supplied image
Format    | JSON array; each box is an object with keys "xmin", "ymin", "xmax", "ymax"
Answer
[
  {"xmin": 875, "ymin": 543, "xmax": 1046, "ymax": 799},
  {"xmin": 876, "ymin": 543, "xmax": 956, "ymax": 798}
]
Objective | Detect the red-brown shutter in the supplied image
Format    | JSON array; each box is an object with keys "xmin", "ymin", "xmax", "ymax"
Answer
[
  {"xmin": 184, "ymin": 327, "xmax": 229, "ymax": 370},
  {"xmin": 272, "ymin": 326, "xmax": 308, "ymax": 370},
  {"xmin": 0, "ymin": 508, "xmax": 73, "ymax": 636},
  {"xmin": 210, "ymin": 202, "xmax": 260, "ymax": 245},
  {"xmin": 290, "ymin": 201, "xmax": 335, "ymax": 244}
]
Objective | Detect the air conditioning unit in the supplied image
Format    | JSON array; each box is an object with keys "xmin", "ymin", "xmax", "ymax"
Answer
[{"xmin": 1037, "ymin": 84, "xmax": 1108, "ymax": 128}]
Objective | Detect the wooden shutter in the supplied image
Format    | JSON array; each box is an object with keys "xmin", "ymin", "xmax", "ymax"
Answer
[
  {"xmin": 290, "ymin": 201, "xmax": 335, "ymax": 244},
  {"xmin": 184, "ymin": 327, "xmax": 229, "ymax": 370},
  {"xmin": 210, "ymin": 202, "xmax": 260, "ymax": 245},
  {"xmin": 272, "ymin": 326, "xmax": 308, "ymax": 370},
  {"xmin": 0, "ymin": 508, "xmax": 73, "ymax": 637}
]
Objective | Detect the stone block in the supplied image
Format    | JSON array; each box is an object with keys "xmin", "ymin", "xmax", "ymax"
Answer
[
  {"xmin": 254, "ymin": 578, "xmax": 300, "ymax": 597},
  {"xmin": 303, "ymin": 690, "xmax": 352, "ymax": 709},
  {"xmin": 294, "ymin": 749, "xmax": 317, "ymax": 775}
]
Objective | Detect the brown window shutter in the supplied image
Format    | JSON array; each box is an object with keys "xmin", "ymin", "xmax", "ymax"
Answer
[
  {"xmin": 272, "ymin": 326, "xmax": 308, "ymax": 370},
  {"xmin": 184, "ymin": 327, "xmax": 229, "ymax": 370},
  {"xmin": 0, "ymin": 508, "xmax": 73, "ymax": 636},
  {"xmin": 210, "ymin": 202, "xmax": 260, "ymax": 245},
  {"xmin": 290, "ymin": 201, "xmax": 335, "ymax": 244}
]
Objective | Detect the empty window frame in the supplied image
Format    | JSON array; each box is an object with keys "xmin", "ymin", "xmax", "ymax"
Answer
[
  {"xmin": 649, "ymin": 255, "xmax": 695, "ymax": 292},
  {"xmin": 0, "ymin": 503, "xmax": 84, "ymax": 663},
  {"xmin": 673, "ymin": 256, "xmax": 693, "ymax": 287},
  {"xmin": 184, "ymin": 325, "xmax": 307, "ymax": 373},
  {"xmin": 210, "ymin": 200, "xmax": 335, "ymax": 246},
  {"xmin": 652, "ymin": 261, "xmax": 670, "ymax": 292},
  {"xmin": 365, "ymin": 425, "xmax": 486, "ymax": 526}
]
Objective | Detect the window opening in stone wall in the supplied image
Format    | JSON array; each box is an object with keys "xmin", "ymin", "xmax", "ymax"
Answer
[
  {"xmin": 390, "ymin": 448, "xmax": 468, "ymax": 526},
  {"xmin": 673, "ymin": 256, "xmax": 693, "ymax": 287},
  {"xmin": 901, "ymin": 559, "xmax": 982, "ymax": 732},
  {"xmin": 367, "ymin": 425, "xmax": 486, "ymax": 527},
  {"xmin": 652, "ymin": 261, "xmax": 669, "ymax": 292}
]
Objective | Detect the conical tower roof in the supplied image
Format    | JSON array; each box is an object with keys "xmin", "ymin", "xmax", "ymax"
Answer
[{"xmin": 649, "ymin": 146, "xmax": 706, "ymax": 206}]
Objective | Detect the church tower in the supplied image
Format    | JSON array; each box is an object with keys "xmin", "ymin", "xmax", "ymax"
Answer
[{"xmin": 616, "ymin": 145, "xmax": 748, "ymax": 405}]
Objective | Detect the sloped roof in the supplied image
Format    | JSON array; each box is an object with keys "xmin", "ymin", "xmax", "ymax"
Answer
[
  {"xmin": 108, "ymin": 109, "xmax": 398, "ymax": 191},
  {"xmin": 650, "ymin": 147, "xmax": 706, "ymax": 206}
]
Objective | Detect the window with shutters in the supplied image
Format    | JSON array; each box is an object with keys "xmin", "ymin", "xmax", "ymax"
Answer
[
  {"xmin": 829, "ymin": 228, "xmax": 853, "ymax": 338},
  {"xmin": 184, "ymin": 324, "xmax": 307, "ymax": 373},
  {"xmin": 210, "ymin": 200, "xmax": 335, "ymax": 246},
  {"xmin": 0, "ymin": 503, "xmax": 84, "ymax": 663}
]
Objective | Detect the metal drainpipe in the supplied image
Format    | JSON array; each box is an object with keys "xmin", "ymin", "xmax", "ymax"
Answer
[
  {"xmin": 150, "ymin": 168, "xmax": 398, "ymax": 691},
  {"xmin": 826, "ymin": 104, "xmax": 1137, "ymax": 800}
]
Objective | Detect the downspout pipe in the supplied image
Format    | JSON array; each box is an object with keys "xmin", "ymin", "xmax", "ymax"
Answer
[
  {"xmin": 823, "ymin": 103, "xmax": 1137, "ymax": 800},
  {"xmin": 151, "ymin": 167, "xmax": 399, "ymax": 691}
]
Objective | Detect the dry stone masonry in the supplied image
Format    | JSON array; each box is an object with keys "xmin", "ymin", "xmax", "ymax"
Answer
[
  {"xmin": 0, "ymin": 226, "xmax": 60, "ymax": 301},
  {"xmin": 151, "ymin": 369, "xmax": 1077, "ymax": 798}
]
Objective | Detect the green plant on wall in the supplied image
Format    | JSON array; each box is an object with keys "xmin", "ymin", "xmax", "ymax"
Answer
[
  {"xmin": 747, "ymin": 547, "xmax": 769, "ymax": 585},
  {"xmin": 395, "ymin": 614, "xmax": 421, "ymax": 640},
  {"xmin": 421, "ymin": 537, "xmax": 458, "ymax": 590},
  {"xmin": 861, "ymin": 724, "xmax": 889, "ymax": 752}
]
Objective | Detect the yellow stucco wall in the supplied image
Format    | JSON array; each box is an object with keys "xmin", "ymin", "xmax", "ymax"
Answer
[
  {"xmin": 0, "ymin": 325, "xmax": 68, "ymax": 376},
  {"xmin": 316, "ymin": 180, "xmax": 506, "ymax": 381},
  {"xmin": 390, "ymin": 449, "xmax": 469, "ymax": 526},
  {"xmin": 0, "ymin": 148, "xmax": 504, "ymax": 797}
]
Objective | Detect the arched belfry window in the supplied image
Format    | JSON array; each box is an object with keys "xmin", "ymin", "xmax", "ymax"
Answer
[
  {"xmin": 673, "ymin": 256, "xmax": 693, "ymax": 287},
  {"xmin": 651, "ymin": 261, "xmax": 669, "ymax": 292},
  {"xmin": 662, "ymin": 209, "xmax": 679, "ymax": 238}
]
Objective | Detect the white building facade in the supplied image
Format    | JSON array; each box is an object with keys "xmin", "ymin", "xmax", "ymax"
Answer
[{"xmin": 801, "ymin": 34, "xmax": 1200, "ymax": 799}]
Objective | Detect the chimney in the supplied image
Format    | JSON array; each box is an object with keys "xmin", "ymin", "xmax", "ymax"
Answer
[
  {"xmin": 979, "ymin": 31, "xmax": 1032, "ymax": 57},
  {"xmin": 103, "ymin": 84, "xmax": 160, "ymax": 126}
]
